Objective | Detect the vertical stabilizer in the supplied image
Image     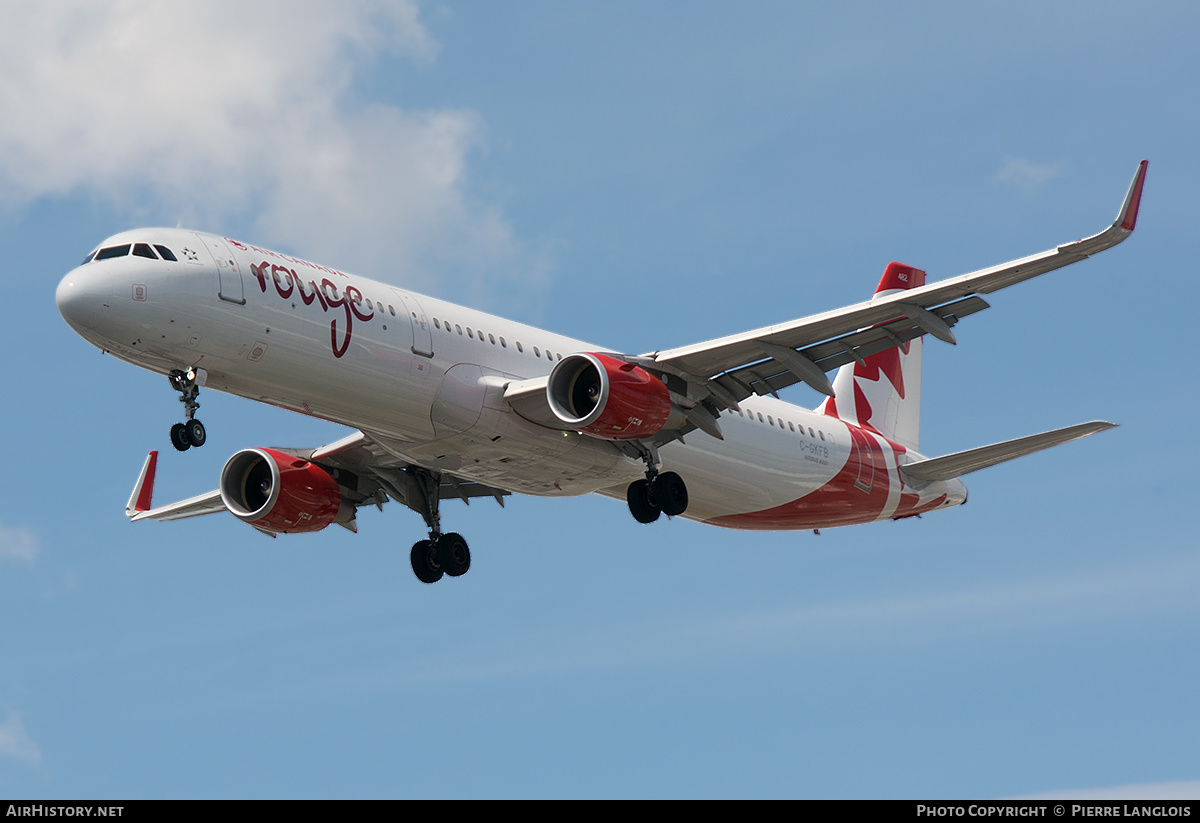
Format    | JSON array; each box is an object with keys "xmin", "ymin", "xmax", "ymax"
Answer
[{"xmin": 819, "ymin": 263, "xmax": 926, "ymax": 452}]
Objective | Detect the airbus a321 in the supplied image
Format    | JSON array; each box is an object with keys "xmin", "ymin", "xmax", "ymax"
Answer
[{"xmin": 55, "ymin": 161, "xmax": 1148, "ymax": 583}]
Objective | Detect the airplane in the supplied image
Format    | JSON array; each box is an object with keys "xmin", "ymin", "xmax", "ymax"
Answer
[{"xmin": 56, "ymin": 161, "xmax": 1147, "ymax": 583}]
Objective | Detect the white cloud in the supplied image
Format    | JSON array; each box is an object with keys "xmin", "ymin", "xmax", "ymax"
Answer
[
  {"xmin": 0, "ymin": 712, "xmax": 41, "ymax": 764},
  {"xmin": 1015, "ymin": 779, "xmax": 1200, "ymax": 800},
  {"xmin": 0, "ymin": 521, "xmax": 38, "ymax": 566},
  {"xmin": 0, "ymin": 1, "xmax": 545, "ymax": 304},
  {"xmin": 994, "ymin": 157, "xmax": 1063, "ymax": 190}
]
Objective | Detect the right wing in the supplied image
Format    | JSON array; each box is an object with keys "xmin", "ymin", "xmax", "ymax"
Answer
[
  {"xmin": 126, "ymin": 432, "xmax": 511, "ymax": 530},
  {"xmin": 126, "ymin": 451, "xmax": 225, "ymax": 521}
]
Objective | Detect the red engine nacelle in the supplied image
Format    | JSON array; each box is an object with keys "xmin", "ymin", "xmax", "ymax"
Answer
[
  {"xmin": 219, "ymin": 448, "xmax": 344, "ymax": 534},
  {"xmin": 547, "ymin": 352, "xmax": 673, "ymax": 440}
]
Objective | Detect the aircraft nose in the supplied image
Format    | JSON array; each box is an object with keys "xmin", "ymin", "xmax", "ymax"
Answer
[{"xmin": 56, "ymin": 267, "xmax": 113, "ymax": 333}]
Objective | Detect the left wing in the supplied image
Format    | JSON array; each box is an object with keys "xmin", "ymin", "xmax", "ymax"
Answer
[{"xmin": 643, "ymin": 161, "xmax": 1147, "ymax": 409}]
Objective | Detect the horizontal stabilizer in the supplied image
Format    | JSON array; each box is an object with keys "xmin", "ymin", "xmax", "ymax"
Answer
[{"xmin": 900, "ymin": 421, "xmax": 1116, "ymax": 482}]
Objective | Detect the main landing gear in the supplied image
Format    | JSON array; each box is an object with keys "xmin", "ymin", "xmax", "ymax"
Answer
[
  {"xmin": 406, "ymin": 467, "xmax": 471, "ymax": 584},
  {"xmin": 168, "ymin": 368, "xmax": 207, "ymax": 452},
  {"xmin": 625, "ymin": 447, "xmax": 688, "ymax": 524},
  {"xmin": 410, "ymin": 532, "xmax": 471, "ymax": 584}
]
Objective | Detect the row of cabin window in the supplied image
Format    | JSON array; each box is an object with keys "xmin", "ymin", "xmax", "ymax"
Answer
[
  {"xmin": 280, "ymin": 279, "xmax": 560, "ymax": 362},
  {"xmin": 738, "ymin": 408, "xmax": 827, "ymax": 441},
  {"xmin": 430, "ymin": 317, "xmax": 563, "ymax": 361},
  {"xmin": 327, "ymin": 286, "xmax": 397, "ymax": 319},
  {"xmin": 84, "ymin": 243, "xmax": 178, "ymax": 264},
  {"xmin": 272, "ymin": 278, "xmax": 556, "ymax": 366},
  {"xmin": 265, "ymin": 270, "xmax": 560, "ymax": 363}
]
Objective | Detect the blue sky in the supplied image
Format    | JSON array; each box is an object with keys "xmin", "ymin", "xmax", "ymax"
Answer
[{"xmin": 1, "ymin": 1, "xmax": 1196, "ymax": 799}]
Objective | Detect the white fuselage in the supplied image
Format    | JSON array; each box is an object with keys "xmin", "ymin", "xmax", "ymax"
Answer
[{"xmin": 56, "ymin": 228, "xmax": 966, "ymax": 530}]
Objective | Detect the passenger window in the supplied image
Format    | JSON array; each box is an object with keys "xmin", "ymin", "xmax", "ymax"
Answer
[
  {"xmin": 534, "ymin": 347, "xmax": 541, "ymax": 357},
  {"xmin": 95, "ymin": 244, "xmax": 131, "ymax": 260},
  {"xmin": 499, "ymin": 337, "xmax": 507, "ymax": 348},
  {"xmin": 132, "ymin": 243, "xmax": 157, "ymax": 259},
  {"xmin": 489, "ymin": 334, "xmax": 496, "ymax": 345},
  {"xmin": 516, "ymin": 342, "xmax": 524, "ymax": 352},
  {"xmin": 389, "ymin": 305, "xmax": 396, "ymax": 316},
  {"xmin": 154, "ymin": 245, "xmax": 178, "ymax": 262}
]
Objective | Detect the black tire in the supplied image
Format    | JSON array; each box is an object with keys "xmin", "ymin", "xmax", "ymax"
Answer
[
  {"xmin": 626, "ymin": 479, "xmax": 661, "ymax": 523},
  {"xmin": 653, "ymin": 471, "xmax": 688, "ymax": 517},
  {"xmin": 185, "ymin": 419, "xmax": 206, "ymax": 448},
  {"xmin": 170, "ymin": 422, "xmax": 191, "ymax": 452},
  {"xmin": 410, "ymin": 540, "xmax": 444, "ymax": 584},
  {"xmin": 439, "ymin": 532, "xmax": 471, "ymax": 577}
]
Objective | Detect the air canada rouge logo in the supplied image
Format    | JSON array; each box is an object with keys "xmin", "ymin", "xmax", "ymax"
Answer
[{"xmin": 248, "ymin": 261, "xmax": 374, "ymax": 358}]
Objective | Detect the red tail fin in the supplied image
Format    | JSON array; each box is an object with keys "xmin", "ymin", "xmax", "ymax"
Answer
[{"xmin": 819, "ymin": 263, "xmax": 926, "ymax": 452}]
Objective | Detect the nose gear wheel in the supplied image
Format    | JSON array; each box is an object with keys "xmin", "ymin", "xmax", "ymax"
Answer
[{"xmin": 167, "ymin": 369, "xmax": 206, "ymax": 451}]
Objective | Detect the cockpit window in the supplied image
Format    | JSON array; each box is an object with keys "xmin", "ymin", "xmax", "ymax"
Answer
[
  {"xmin": 95, "ymin": 244, "xmax": 131, "ymax": 260},
  {"xmin": 154, "ymin": 245, "xmax": 178, "ymax": 262},
  {"xmin": 81, "ymin": 250, "xmax": 97, "ymax": 264},
  {"xmin": 132, "ymin": 243, "xmax": 158, "ymax": 259}
]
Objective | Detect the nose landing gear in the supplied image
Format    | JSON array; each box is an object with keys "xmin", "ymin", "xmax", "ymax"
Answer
[{"xmin": 168, "ymin": 368, "xmax": 207, "ymax": 451}]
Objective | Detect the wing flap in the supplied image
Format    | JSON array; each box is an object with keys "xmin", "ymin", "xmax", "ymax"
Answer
[
  {"xmin": 899, "ymin": 421, "xmax": 1117, "ymax": 483},
  {"xmin": 701, "ymin": 295, "xmax": 991, "ymax": 403}
]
